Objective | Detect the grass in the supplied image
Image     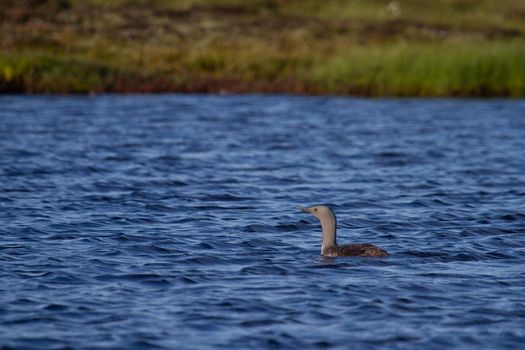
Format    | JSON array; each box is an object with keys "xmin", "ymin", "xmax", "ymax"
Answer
[
  {"xmin": 311, "ymin": 41, "xmax": 525, "ymax": 96},
  {"xmin": 1, "ymin": 0, "xmax": 525, "ymax": 96}
]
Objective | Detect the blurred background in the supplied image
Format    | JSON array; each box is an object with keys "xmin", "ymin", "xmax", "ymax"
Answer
[{"xmin": 1, "ymin": 0, "xmax": 524, "ymax": 96}]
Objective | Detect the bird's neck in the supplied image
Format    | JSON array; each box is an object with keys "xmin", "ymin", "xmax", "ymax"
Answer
[{"xmin": 320, "ymin": 212, "xmax": 337, "ymax": 255}]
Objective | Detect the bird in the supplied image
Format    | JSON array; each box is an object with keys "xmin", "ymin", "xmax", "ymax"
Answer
[{"xmin": 299, "ymin": 205, "xmax": 389, "ymax": 257}]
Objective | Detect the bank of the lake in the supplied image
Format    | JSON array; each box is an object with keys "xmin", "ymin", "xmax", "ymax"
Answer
[{"xmin": 2, "ymin": 0, "xmax": 525, "ymax": 96}]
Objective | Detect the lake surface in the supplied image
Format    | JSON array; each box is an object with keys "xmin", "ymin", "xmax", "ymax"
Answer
[{"xmin": 1, "ymin": 95, "xmax": 525, "ymax": 349}]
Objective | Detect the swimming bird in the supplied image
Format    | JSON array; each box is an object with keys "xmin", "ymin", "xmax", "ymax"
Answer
[{"xmin": 299, "ymin": 205, "xmax": 389, "ymax": 257}]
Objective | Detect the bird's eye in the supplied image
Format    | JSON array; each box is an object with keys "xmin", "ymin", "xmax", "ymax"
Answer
[{"xmin": 314, "ymin": 208, "xmax": 318, "ymax": 212}]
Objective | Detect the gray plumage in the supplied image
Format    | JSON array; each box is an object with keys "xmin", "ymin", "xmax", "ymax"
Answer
[{"xmin": 299, "ymin": 205, "xmax": 389, "ymax": 258}]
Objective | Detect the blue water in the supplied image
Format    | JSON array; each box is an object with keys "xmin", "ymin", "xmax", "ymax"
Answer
[{"xmin": 1, "ymin": 95, "xmax": 525, "ymax": 349}]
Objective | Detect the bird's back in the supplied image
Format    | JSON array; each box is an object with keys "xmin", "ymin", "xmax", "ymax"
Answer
[{"xmin": 325, "ymin": 243, "xmax": 389, "ymax": 257}]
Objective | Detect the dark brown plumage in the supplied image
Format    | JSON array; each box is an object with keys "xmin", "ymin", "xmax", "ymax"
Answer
[{"xmin": 323, "ymin": 243, "xmax": 390, "ymax": 258}]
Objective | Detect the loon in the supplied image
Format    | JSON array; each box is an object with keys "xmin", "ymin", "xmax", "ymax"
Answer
[{"xmin": 299, "ymin": 205, "xmax": 389, "ymax": 257}]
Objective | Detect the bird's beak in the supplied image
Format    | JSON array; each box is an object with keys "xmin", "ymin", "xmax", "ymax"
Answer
[{"xmin": 298, "ymin": 206, "xmax": 311, "ymax": 213}]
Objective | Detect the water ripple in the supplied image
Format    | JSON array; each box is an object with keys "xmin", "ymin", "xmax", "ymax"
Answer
[{"xmin": 1, "ymin": 95, "xmax": 525, "ymax": 350}]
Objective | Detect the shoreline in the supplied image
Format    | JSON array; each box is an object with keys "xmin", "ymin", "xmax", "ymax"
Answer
[{"xmin": 2, "ymin": 1, "xmax": 525, "ymax": 97}]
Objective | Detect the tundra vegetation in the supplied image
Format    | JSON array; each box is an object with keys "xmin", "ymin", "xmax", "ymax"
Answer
[{"xmin": 1, "ymin": 0, "xmax": 525, "ymax": 96}]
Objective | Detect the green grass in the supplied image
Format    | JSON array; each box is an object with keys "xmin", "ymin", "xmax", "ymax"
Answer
[
  {"xmin": 311, "ymin": 41, "xmax": 525, "ymax": 96},
  {"xmin": 0, "ymin": 53, "xmax": 115, "ymax": 93},
  {"xmin": 1, "ymin": 0, "xmax": 525, "ymax": 95}
]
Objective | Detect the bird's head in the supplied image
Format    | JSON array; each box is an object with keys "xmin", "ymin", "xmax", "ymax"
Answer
[{"xmin": 298, "ymin": 205, "xmax": 334, "ymax": 221}]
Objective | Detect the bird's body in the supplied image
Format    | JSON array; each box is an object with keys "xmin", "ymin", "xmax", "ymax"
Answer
[
  {"xmin": 322, "ymin": 243, "xmax": 389, "ymax": 258},
  {"xmin": 299, "ymin": 205, "xmax": 389, "ymax": 258}
]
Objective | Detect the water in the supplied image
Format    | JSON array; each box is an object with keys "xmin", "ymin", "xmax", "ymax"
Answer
[{"xmin": 1, "ymin": 95, "xmax": 525, "ymax": 350}]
